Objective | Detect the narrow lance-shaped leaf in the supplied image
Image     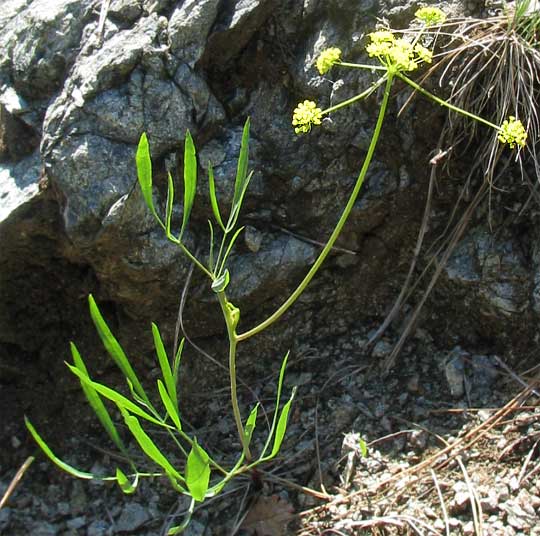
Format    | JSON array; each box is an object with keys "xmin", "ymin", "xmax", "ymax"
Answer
[
  {"xmin": 269, "ymin": 386, "xmax": 297, "ymax": 458},
  {"xmin": 173, "ymin": 338, "xmax": 185, "ymax": 387},
  {"xmin": 88, "ymin": 295, "xmax": 149, "ymax": 405},
  {"xmin": 157, "ymin": 380, "xmax": 182, "ymax": 431},
  {"xmin": 152, "ymin": 323, "xmax": 178, "ymax": 414},
  {"xmin": 179, "ymin": 130, "xmax": 197, "ymax": 241},
  {"xmin": 260, "ymin": 351, "xmax": 290, "ymax": 459},
  {"xmin": 186, "ymin": 439, "xmax": 211, "ymax": 502},
  {"xmin": 165, "ymin": 171, "xmax": 175, "ymax": 238},
  {"xmin": 232, "ymin": 117, "xmax": 250, "ymax": 208},
  {"xmin": 207, "ymin": 163, "xmax": 225, "ymax": 231},
  {"xmin": 217, "ymin": 226, "xmax": 245, "ymax": 275},
  {"xmin": 208, "ymin": 220, "xmax": 215, "ymax": 271},
  {"xmin": 122, "ymin": 411, "xmax": 185, "ymax": 484},
  {"xmin": 136, "ymin": 134, "xmax": 163, "ymax": 227},
  {"xmin": 67, "ymin": 364, "xmax": 165, "ymax": 427},
  {"xmin": 244, "ymin": 404, "xmax": 259, "ymax": 447},
  {"xmin": 226, "ymin": 170, "xmax": 253, "ymax": 232},
  {"xmin": 70, "ymin": 342, "xmax": 126, "ymax": 453},
  {"xmin": 25, "ymin": 418, "xmax": 95, "ymax": 480}
]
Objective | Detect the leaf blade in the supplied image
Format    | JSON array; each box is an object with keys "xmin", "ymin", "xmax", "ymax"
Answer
[
  {"xmin": 88, "ymin": 295, "xmax": 149, "ymax": 405},
  {"xmin": 136, "ymin": 133, "xmax": 163, "ymax": 227},
  {"xmin": 70, "ymin": 342, "xmax": 126, "ymax": 453},
  {"xmin": 186, "ymin": 439, "xmax": 210, "ymax": 502},
  {"xmin": 25, "ymin": 418, "xmax": 95, "ymax": 480},
  {"xmin": 179, "ymin": 130, "xmax": 197, "ymax": 241}
]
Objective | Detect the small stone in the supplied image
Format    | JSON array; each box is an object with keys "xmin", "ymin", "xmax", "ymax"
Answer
[
  {"xmin": 11, "ymin": 436, "xmax": 21, "ymax": 448},
  {"xmin": 116, "ymin": 503, "xmax": 150, "ymax": 532},
  {"xmin": 244, "ymin": 225, "xmax": 263, "ymax": 253},
  {"xmin": 372, "ymin": 340, "xmax": 392, "ymax": 358},
  {"xmin": 87, "ymin": 519, "xmax": 109, "ymax": 536},
  {"xmin": 445, "ymin": 347, "xmax": 466, "ymax": 398},
  {"xmin": 463, "ymin": 521, "xmax": 475, "ymax": 535},
  {"xmin": 57, "ymin": 501, "xmax": 70, "ymax": 516},
  {"xmin": 67, "ymin": 516, "xmax": 87, "ymax": 530},
  {"xmin": 408, "ymin": 430, "xmax": 428, "ymax": 450},
  {"xmin": 70, "ymin": 481, "xmax": 88, "ymax": 515},
  {"xmin": 406, "ymin": 374, "xmax": 420, "ymax": 393}
]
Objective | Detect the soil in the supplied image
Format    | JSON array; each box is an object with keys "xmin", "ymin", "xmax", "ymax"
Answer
[{"xmin": 1, "ymin": 320, "xmax": 539, "ymax": 535}]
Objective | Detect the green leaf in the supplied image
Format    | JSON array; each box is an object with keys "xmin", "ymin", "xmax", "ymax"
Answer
[
  {"xmin": 260, "ymin": 351, "xmax": 290, "ymax": 459},
  {"xmin": 116, "ymin": 468, "xmax": 137, "ymax": 494},
  {"xmin": 244, "ymin": 404, "xmax": 259, "ymax": 447},
  {"xmin": 67, "ymin": 364, "xmax": 165, "ymax": 427},
  {"xmin": 88, "ymin": 295, "xmax": 149, "ymax": 405},
  {"xmin": 157, "ymin": 380, "xmax": 182, "ymax": 431},
  {"xmin": 25, "ymin": 417, "xmax": 94, "ymax": 479},
  {"xmin": 186, "ymin": 439, "xmax": 210, "ymax": 502},
  {"xmin": 136, "ymin": 133, "xmax": 163, "ymax": 227},
  {"xmin": 179, "ymin": 130, "xmax": 197, "ymax": 241},
  {"xmin": 208, "ymin": 220, "xmax": 215, "ymax": 271},
  {"xmin": 70, "ymin": 343, "xmax": 126, "ymax": 453},
  {"xmin": 226, "ymin": 171, "xmax": 253, "ymax": 232},
  {"xmin": 123, "ymin": 412, "xmax": 185, "ymax": 484},
  {"xmin": 358, "ymin": 437, "xmax": 368, "ymax": 458},
  {"xmin": 211, "ymin": 269, "xmax": 230, "ymax": 293},
  {"xmin": 207, "ymin": 163, "xmax": 225, "ymax": 231},
  {"xmin": 165, "ymin": 171, "xmax": 175, "ymax": 238},
  {"xmin": 152, "ymin": 323, "xmax": 178, "ymax": 414},
  {"xmin": 269, "ymin": 386, "xmax": 296, "ymax": 458},
  {"xmin": 173, "ymin": 338, "xmax": 185, "ymax": 386},
  {"xmin": 217, "ymin": 226, "xmax": 244, "ymax": 274},
  {"xmin": 233, "ymin": 118, "xmax": 250, "ymax": 208}
]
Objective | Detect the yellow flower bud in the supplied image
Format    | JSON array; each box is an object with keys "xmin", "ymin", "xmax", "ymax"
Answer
[
  {"xmin": 292, "ymin": 100, "xmax": 323, "ymax": 135},
  {"xmin": 316, "ymin": 47, "xmax": 342, "ymax": 75},
  {"xmin": 498, "ymin": 117, "xmax": 527, "ymax": 148}
]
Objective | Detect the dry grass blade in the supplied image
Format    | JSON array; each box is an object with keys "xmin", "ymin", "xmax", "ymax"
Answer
[
  {"xmin": 0, "ymin": 456, "xmax": 34, "ymax": 510},
  {"xmin": 430, "ymin": 469, "xmax": 450, "ymax": 536}
]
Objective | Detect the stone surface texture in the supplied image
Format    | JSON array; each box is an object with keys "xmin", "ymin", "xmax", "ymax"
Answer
[{"xmin": 0, "ymin": 0, "xmax": 537, "ymax": 399}]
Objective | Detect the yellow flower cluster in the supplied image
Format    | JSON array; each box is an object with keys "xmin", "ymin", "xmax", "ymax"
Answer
[
  {"xmin": 366, "ymin": 30, "xmax": 432, "ymax": 72},
  {"xmin": 292, "ymin": 100, "xmax": 323, "ymax": 134},
  {"xmin": 316, "ymin": 47, "xmax": 342, "ymax": 75},
  {"xmin": 415, "ymin": 6, "xmax": 447, "ymax": 26},
  {"xmin": 498, "ymin": 117, "xmax": 527, "ymax": 148}
]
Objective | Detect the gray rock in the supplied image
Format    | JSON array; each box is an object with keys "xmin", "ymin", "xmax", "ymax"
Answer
[
  {"xmin": 444, "ymin": 347, "xmax": 466, "ymax": 399},
  {"xmin": 116, "ymin": 502, "xmax": 151, "ymax": 532},
  {"xmin": 0, "ymin": 151, "xmax": 41, "ymax": 223}
]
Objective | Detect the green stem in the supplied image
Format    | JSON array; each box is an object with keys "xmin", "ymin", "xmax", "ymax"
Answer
[
  {"xmin": 237, "ymin": 73, "xmax": 395, "ymax": 342},
  {"xmin": 396, "ymin": 72, "xmax": 500, "ymax": 131},
  {"xmin": 216, "ymin": 292, "xmax": 251, "ymax": 461},
  {"xmin": 322, "ymin": 74, "xmax": 388, "ymax": 116},
  {"xmin": 338, "ymin": 61, "xmax": 387, "ymax": 71},
  {"xmin": 168, "ymin": 236, "xmax": 214, "ymax": 280}
]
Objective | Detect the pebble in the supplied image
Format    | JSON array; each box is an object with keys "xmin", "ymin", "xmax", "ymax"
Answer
[
  {"xmin": 116, "ymin": 503, "xmax": 151, "ymax": 532},
  {"xmin": 67, "ymin": 516, "xmax": 87, "ymax": 530},
  {"xmin": 87, "ymin": 519, "xmax": 109, "ymax": 536}
]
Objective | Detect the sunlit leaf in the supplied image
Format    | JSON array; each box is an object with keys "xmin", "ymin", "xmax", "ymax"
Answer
[
  {"xmin": 67, "ymin": 364, "xmax": 164, "ymax": 427},
  {"xmin": 208, "ymin": 163, "xmax": 225, "ymax": 231},
  {"xmin": 123, "ymin": 412, "xmax": 185, "ymax": 484},
  {"xmin": 136, "ymin": 133, "xmax": 163, "ymax": 227},
  {"xmin": 25, "ymin": 418, "xmax": 94, "ymax": 479},
  {"xmin": 88, "ymin": 295, "xmax": 149, "ymax": 405},
  {"xmin": 186, "ymin": 439, "xmax": 210, "ymax": 502},
  {"xmin": 179, "ymin": 130, "xmax": 197, "ymax": 240},
  {"xmin": 152, "ymin": 323, "xmax": 178, "ymax": 414},
  {"xmin": 157, "ymin": 380, "xmax": 182, "ymax": 431},
  {"xmin": 70, "ymin": 342, "xmax": 126, "ymax": 453}
]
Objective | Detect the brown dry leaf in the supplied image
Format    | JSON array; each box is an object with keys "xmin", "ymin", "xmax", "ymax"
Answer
[{"xmin": 240, "ymin": 495, "xmax": 295, "ymax": 535}]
